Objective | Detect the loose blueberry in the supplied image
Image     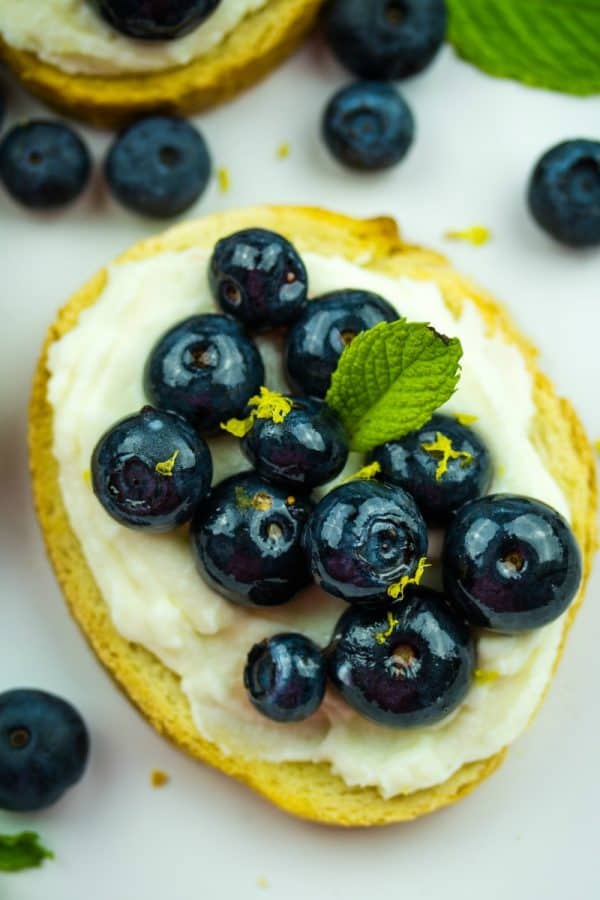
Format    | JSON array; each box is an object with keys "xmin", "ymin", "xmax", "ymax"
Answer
[
  {"xmin": 324, "ymin": 0, "xmax": 447, "ymax": 80},
  {"xmin": 209, "ymin": 228, "xmax": 308, "ymax": 328},
  {"xmin": 90, "ymin": 0, "xmax": 222, "ymax": 40},
  {"xmin": 191, "ymin": 472, "xmax": 313, "ymax": 607},
  {"xmin": 443, "ymin": 494, "xmax": 583, "ymax": 632},
  {"xmin": 371, "ymin": 414, "xmax": 493, "ymax": 525},
  {"xmin": 285, "ymin": 289, "xmax": 398, "ymax": 398},
  {"xmin": 0, "ymin": 689, "xmax": 89, "ymax": 812},
  {"xmin": 323, "ymin": 81, "xmax": 415, "ymax": 171},
  {"xmin": 92, "ymin": 407, "xmax": 212, "ymax": 532},
  {"xmin": 105, "ymin": 116, "xmax": 211, "ymax": 219},
  {"xmin": 241, "ymin": 396, "xmax": 349, "ymax": 490},
  {"xmin": 144, "ymin": 314, "xmax": 265, "ymax": 434},
  {"xmin": 0, "ymin": 120, "xmax": 91, "ymax": 210},
  {"xmin": 244, "ymin": 633, "xmax": 326, "ymax": 722},
  {"xmin": 328, "ymin": 588, "xmax": 475, "ymax": 728},
  {"xmin": 528, "ymin": 139, "xmax": 600, "ymax": 247},
  {"xmin": 305, "ymin": 479, "xmax": 428, "ymax": 604}
]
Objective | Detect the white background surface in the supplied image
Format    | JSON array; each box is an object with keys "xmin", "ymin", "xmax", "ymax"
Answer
[{"xmin": 0, "ymin": 31, "xmax": 599, "ymax": 900}]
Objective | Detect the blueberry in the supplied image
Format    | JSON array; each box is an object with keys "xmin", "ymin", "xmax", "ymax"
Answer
[
  {"xmin": 244, "ymin": 633, "xmax": 326, "ymax": 722},
  {"xmin": 323, "ymin": 81, "xmax": 414, "ymax": 171},
  {"xmin": 144, "ymin": 314, "xmax": 265, "ymax": 435},
  {"xmin": 527, "ymin": 139, "xmax": 600, "ymax": 248},
  {"xmin": 191, "ymin": 473, "xmax": 313, "ymax": 607},
  {"xmin": 443, "ymin": 494, "xmax": 582, "ymax": 632},
  {"xmin": 0, "ymin": 120, "xmax": 91, "ymax": 210},
  {"xmin": 371, "ymin": 414, "xmax": 493, "ymax": 525},
  {"xmin": 305, "ymin": 479, "xmax": 428, "ymax": 604},
  {"xmin": 328, "ymin": 588, "xmax": 475, "ymax": 728},
  {"xmin": 0, "ymin": 689, "xmax": 89, "ymax": 812},
  {"xmin": 92, "ymin": 407, "xmax": 212, "ymax": 532},
  {"xmin": 91, "ymin": 0, "xmax": 222, "ymax": 40},
  {"xmin": 285, "ymin": 289, "xmax": 398, "ymax": 398},
  {"xmin": 105, "ymin": 116, "xmax": 211, "ymax": 219},
  {"xmin": 324, "ymin": 0, "xmax": 447, "ymax": 80},
  {"xmin": 209, "ymin": 228, "xmax": 308, "ymax": 329},
  {"xmin": 241, "ymin": 396, "xmax": 349, "ymax": 490}
]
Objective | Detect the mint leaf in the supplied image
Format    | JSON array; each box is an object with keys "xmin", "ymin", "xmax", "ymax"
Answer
[
  {"xmin": 0, "ymin": 832, "xmax": 54, "ymax": 872},
  {"xmin": 447, "ymin": 0, "xmax": 600, "ymax": 96},
  {"xmin": 325, "ymin": 321, "xmax": 462, "ymax": 453}
]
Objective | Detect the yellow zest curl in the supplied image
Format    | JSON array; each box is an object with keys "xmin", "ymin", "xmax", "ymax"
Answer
[
  {"xmin": 342, "ymin": 461, "xmax": 382, "ymax": 484},
  {"xmin": 221, "ymin": 388, "xmax": 293, "ymax": 438},
  {"xmin": 387, "ymin": 556, "xmax": 430, "ymax": 601},
  {"xmin": 455, "ymin": 413, "xmax": 479, "ymax": 426},
  {"xmin": 155, "ymin": 450, "xmax": 179, "ymax": 477},
  {"xmin": 375, "ymin": 611, "xmax": 400, "ymax": 645},
  {"xmin": 445, "ymin": 225, "xmax": 491, "ymax": 246},
  {"xmin": 421, "ymin": 432, "xmax": 474, "ymax": 481},
  {"xmin": 83, "ymin": 469, "xmax": 92, "ymax": 487},
  {"xmin": 217, "ymin": 167, "xmax": 230, "ymax": 193},
  {"xmin": 474, "ymin": 669, "xmax": 500, "ymax": 685}
]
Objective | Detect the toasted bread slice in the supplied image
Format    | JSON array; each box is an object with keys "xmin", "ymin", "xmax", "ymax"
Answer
[
  {"xmin": 0, "ymin": 0, "xmax": 323, "ymax": 128},
  {"xmin": 29, "ymin": 206, "xmax": 597, "ymax": 826}
]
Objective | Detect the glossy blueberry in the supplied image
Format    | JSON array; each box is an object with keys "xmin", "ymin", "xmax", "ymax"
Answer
[
  {"xmin": 285, "ymin": 289, "xmax": 398, "ymax": 398},
  {"xmin": 90, "ymin": 0, "xmax": 222, "ymax": 40},
  {"xmin": 209, "ymin": 228, "xmax": 308, "ymax": 328},
  {"xmin": 105, "ymin": 116, "xmax": 211, "ymax": 218},
  {"xmin": 191, "ymin": 472, "xmax": 313, "ymax": 607},
  {"xmin": 323, "ymin": 81, "xmax": 414, "ymax": 171},
  {"xmin": 0, "ymin": 689, "xmax": 89, "ymax": 812},
  {"xmin": 324, "ymin": 0, "xmax": 447, "ymax": 80},
  {"xmin": 0, "ymin": 120, "xmax": 91, "ymax": 210},
  {"xmin": 443, "ymin": 494, "xmax": 583, "ymax": 632},
  {"xmin": 328, "ymin": 588, "xmax": 475, "ymax": 728},
  {"xmin": 144, "ymin": 314, "xmax": 265, "ymax": 434},
  {"xmin": 527, "ymin": 139, "xmax": 600, "ymax": 247},
  {"xmin": 371, "ymin": 414, "xmax": 493, "ymax": 525},
  {"xmin": 92, "ymin": 407, "xmax": 212, "ymax": 532},
  {"xmin": 305, "ymin": 479, "xmax": 428, "ymax": 604},
  {"xmin": 244, "ymin": 633, "xmax": 326, "ymax": 722},
  {"xmin": 241, "ymin": 396, "xmax": 348, "ymax": 490}
]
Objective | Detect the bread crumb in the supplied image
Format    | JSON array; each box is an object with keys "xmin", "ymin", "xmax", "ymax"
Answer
[
  {"xmin": 150, "ymin": 769, "xmax": 170, "ymax": 788},
  {"xmin": 445, "ymin": 226, "xmax": 491, "ymax": 246},
  {"xmin": 218, "ymin": 167, "xmax": 231, "ymax": 193},
  {"xmin": 257, "ymin": 876, "xmax": 270, "ymax": 889},
  {"xmin": 276, "ymin": 142, "xmax": 290, "ymax": 159}
]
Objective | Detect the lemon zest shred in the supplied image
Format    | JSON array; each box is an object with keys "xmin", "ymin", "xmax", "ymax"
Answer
[
  {"xmin": 83, "ymin": 468, "xmax": 92, "ymax": 487},
  {"xmin": 217, "ymin": 167, "xmax": 231, "ymax": 193},
  {"xmin": 474, "ymin": 669, "xmax": 500, "ymax": 685},
  {"xmin": 342, "ymin": 461, "xmax": 382, "ymax": 484},
  {"xmin": 221, "ymin": 388, "xmax": 293, "ymax": 438},
  {"xmin": 455, "ymin": 413, "xmax": 479, "ymax": 426},
  {"xmin": 155, "ymin": 450, "xmax": 179, "ymax": 477},
  {"xmin": 421, "ymin": 432, "xmax": 474, "ymax": 481},
  {"xmin": 387, "ymin": 556, "xmax": 430, "ymax": 601},
  {"xmin": 221, "ymin": 415, "xmax": 255, "ymax": 438},
  {"xmin": 375, "ymin": 610, "xmax": 400, "ymax": 645},
  {"xmin": 276, "ymin": 142, "xmax": 291, "ymax": 159},
  {"xmin": 445, "ymin": 225, "xmax": 491, "ymax": 246}
]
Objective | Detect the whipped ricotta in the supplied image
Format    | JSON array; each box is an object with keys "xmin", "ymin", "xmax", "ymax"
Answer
[
  {"xmin": 0, "ymin": 0, "xmax": 270, "ymax": 76},
  {"xmin": 47, "ymin": 246, "xmax": 571, "ymax": 798}
]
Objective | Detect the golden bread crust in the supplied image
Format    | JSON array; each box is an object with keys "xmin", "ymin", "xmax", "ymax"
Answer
[
  {"xmin": 29, "ymin": 206, "xmax": 597, "ymax": 826},
  {"xmin": 0, "ymin": 0, "xmax": 323, "ymax": 128}
]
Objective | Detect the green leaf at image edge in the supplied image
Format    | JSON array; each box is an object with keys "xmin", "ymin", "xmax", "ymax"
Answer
[
  {"xmin": 447, "ymin": 0, "xmax": 600, "ymax": 96},
  {"xmin": 325, "ymin": 320, "xmax": 463, "ymax": 453},
  {"xmin": 0, "ymin": 832, "xmax": 54, "ymax": 872}
]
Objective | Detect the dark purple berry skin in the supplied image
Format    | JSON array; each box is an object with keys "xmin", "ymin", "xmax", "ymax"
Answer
[
  {"xmin": 244, "ymin": 634, "xmax": 326, "ymax": 723},
  {"xmin": 305, "ymin": 479, "xmax": 428, "ymax": 605},
  {"xmin": 328, "ymin": 588, "xmax": 475, "ymax": 728},
  {"xmin": 191, "ymin": 472, "xmax": 313, "ymax": 607},
  {"xmin": 92, "ymin": 407, "xmax": 212, "ymax": 532},
  {"xmin": 443, "ymin": 494, "xmax": 582, "ymax": 633},
  {"xmin": 90, "ymin": 0, "xmax": 222, "ymax": 40},
  {"xmin": 371, "ymin": 414, "xmax": 493, "ymax": 525},
  {"xmin": 209, "ymin": 228, "xmax": 308, "ymax": 329},
  {"xmin": 0, "ymin": 120, "xmax": 91, "ymax": 210},
  {"xmin": 0, "ymin": 689, "xmax": 90, "ymax": 812},
  {"xmin": 144, "ymin": 314, "xmax": 265, "ymax": 435},
  {"xmin": 241, "ymin": 396, "xmax": 349, "ymax": 490}
]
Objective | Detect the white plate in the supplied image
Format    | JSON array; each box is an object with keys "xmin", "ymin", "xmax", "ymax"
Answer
[{"xmin": 0, "ymin": 38, "xmax": 599, "ymax": 900}]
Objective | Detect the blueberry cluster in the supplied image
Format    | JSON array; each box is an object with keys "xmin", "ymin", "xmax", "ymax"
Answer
[{"xmin": 91, "ymin": 228, "xmax": 583, "ymax": 731}]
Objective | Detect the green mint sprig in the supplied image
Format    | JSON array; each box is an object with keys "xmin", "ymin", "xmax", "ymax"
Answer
[
  {"xmin": 0, "ymin": 832, "xmax": 54, "ymax": 872},
  {"xmin": 325, "ymin": 320, "xmax": 462, "ymax": 453}
]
